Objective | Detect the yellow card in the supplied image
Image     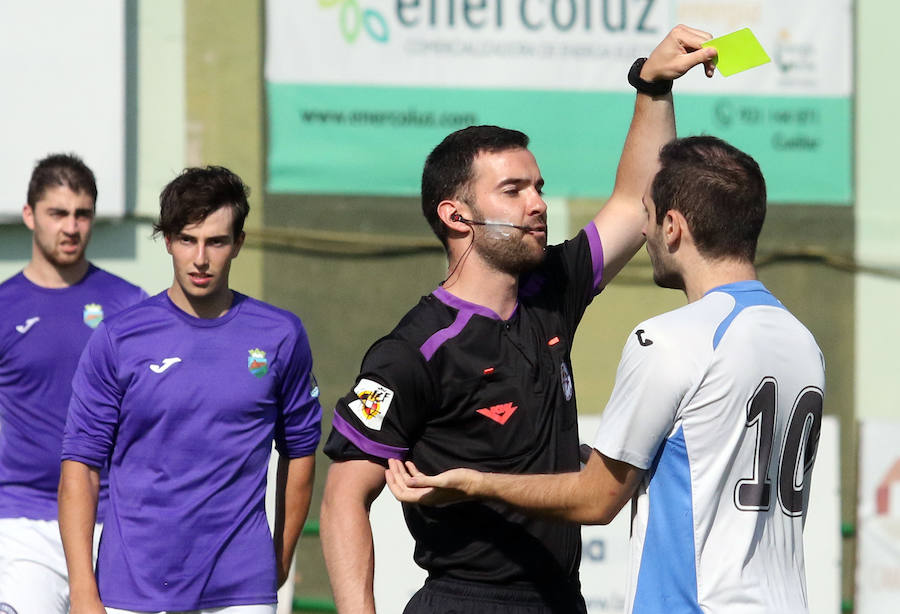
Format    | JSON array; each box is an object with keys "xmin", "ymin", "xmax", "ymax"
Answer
[{"xmin": 702, "ymin": 28, "xmax": 771, "ymax": 77}]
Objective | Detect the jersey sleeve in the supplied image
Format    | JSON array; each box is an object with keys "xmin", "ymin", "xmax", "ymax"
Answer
[
  {"xmin": 323, "ymin": 338, "xmax": 434, "ymax": 465},
  {"xmin": 274, "ymin": 319, "xmax": 323, "ymax": 458},
  {"xmin": 592, "ymin": 322, "xmax": 691, "ymax": 470},
  {"xmin": 61, "ymin": 323, "xmax": 122, "ymax": 469}
]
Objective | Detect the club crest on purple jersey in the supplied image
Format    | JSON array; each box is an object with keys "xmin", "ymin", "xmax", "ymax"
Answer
[
  {"xmin": 83, "ymin": 303, "xmax": 104, "ymax": 329},
  {"xmin": 248, "ymin": 348, "xmax": 268, "ymax": 378}
]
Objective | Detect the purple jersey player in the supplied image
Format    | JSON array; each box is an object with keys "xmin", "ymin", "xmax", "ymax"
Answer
[
  {"xmin": 58, "ymin": 166, "xmax": 321, "ymax": 614},
  {"xmin": 0, "ymin": 154, "xmax": 146, "ymax": 614}
]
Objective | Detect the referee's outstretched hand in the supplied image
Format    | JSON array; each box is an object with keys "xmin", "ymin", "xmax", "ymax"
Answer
[
  {"xmin": 386, "ymin": 458, "xmax": 479, "ymax": 507},
  {"xmin": 644, "ymin": 24, "xmax": 718, "ymax": 81}
]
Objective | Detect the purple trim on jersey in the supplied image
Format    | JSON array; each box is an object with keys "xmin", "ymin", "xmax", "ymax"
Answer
[
  {"xmin": 419, "ymin": 308, "xmax": 475, "ymax": 361},
  {"xmin": 332, "ymin": 412, "xmax": 408, "ymax": 460},
  {"xmin": 424, "ymin": 287, "xmax": 516, "ymax": 361},
  {"xmin": 432, "ymin": 286, "xmax": 506, "ymax": 320},
  {"xmin": 584, "ymin": 222, "xmax": 605, "ymax": 291}
]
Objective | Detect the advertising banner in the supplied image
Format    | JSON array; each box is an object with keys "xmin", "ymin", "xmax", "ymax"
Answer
[
  {"xmin": 266, "ymin": 0, "xmax": 852, "ymax": 203},
  {"xmin": 0, "ymin": 2, "xmax": 126, "ymax": 218}
]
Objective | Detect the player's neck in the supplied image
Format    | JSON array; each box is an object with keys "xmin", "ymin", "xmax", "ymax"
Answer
[
  {"xmin": 22, "ymin": 253, "xmax": 90, "ymax": 288},
  {"xmin": 441, "ymin": 257, "xmax": 519, "ymax": 320},
  {"xmin": 166, "ymin": 284, "xmax": 235, "ymax": 319},
  {"xmin": 684, "ymin": 259, "xmax": 758, "ymax": 303}
]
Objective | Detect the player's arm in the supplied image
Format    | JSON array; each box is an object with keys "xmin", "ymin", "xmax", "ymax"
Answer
[
  {"xmin": 320, "ymin": 459, "xmax": 387, "ymax": 614},
  {"xmin": 387, "ymin": 449, "xmax": 644, "ymax": 525},
  {"xmin": 59, "ymin": 325, "xmax": 121, "ymax": 614},
  {"xmin": 58, "ymin": 460, "xmax": 105, "ymax": 614},
  {"xmin": 594, "ymin": 25, "xmax": 717, "ymax": 285},
  {"xmin": 273, "ymin": 453, "xmax": 315, "ymax": 587}
]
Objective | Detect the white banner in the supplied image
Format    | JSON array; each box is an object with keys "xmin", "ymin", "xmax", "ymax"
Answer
[
  {"xmin": 0, "ymin": 2, "xmax": 126, "ymax": 218},
  {"xmin": 856, "ymin": 419, "xmax": 900, "ymax": 613},
  {"xmin": 267, "ymin": 0, "xmax": 852, "ymax": 96}
]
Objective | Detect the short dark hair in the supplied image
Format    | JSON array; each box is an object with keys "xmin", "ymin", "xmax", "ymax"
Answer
[
  {"xmin": 27, "ymin": 153, "xmax": 97, "ymax": 207},
  {"xmin": 651, "ymin": 136, "xmax": 767, "ymax": 262},
  {"xmin": 153, "ymin": 166, "xmax": 250, "ymax": 239},
  {"xmin": 422, "ymin": 125, "xmax": 530, "ymax": 248}
]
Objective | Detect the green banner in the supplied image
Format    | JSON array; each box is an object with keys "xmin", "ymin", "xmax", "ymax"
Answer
[{"xmin": 268, "ymin": 83, "xmax": 851, "ymax": 204}]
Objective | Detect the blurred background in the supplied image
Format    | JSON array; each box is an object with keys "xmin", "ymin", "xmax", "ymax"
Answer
[{"xmin": 0, "ymin": 1, "xmax": 897, "ymax": 612}]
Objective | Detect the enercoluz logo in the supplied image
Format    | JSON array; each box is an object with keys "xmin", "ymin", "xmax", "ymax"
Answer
[{"xmin": 319, "ymin": 0, "xmax": 389, "ymax": 43}]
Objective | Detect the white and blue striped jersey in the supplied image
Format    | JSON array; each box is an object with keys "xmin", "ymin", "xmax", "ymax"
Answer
[{"xmin": 594, "ymin": 280, "xmax": 825, "ymax": 614}]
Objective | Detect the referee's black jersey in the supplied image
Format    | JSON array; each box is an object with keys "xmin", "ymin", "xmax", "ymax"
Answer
[{"xmin": 325, "ymin": 224, "xmax": 605, "ymax": 598}]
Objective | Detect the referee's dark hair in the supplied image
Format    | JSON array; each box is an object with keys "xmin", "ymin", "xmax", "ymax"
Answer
[
  {"xmin": 27, "ymin": 153, "xmax": 97, "ymax": 208},
  {"xmin": 154, "ymin": 166, "xmax": 250, "ymax": 240},
  {"xmin": 422, "ymin": 125, "xmax": 529, "ymax": 249},
  {"xmin": 651, "ymin": 135, "xmax": 767, "ymax": 262}
]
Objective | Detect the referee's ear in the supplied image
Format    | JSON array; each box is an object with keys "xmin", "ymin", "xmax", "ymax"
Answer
[{"xmin": 438, "ymin": 199, "xmax": 471, "ymax": 235}]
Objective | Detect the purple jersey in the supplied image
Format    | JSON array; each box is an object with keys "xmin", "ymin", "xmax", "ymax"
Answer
[
  {"xmin": 62, "ymin": 291, "xmax": 322, "ymax": 611},
  {"xmin": 0, "ymin": 265, "xmax": 146, "ymax": 521}
]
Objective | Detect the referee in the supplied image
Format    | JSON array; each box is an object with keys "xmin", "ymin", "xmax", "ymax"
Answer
[{"xmin": 320, "ymin": 26, "xmax": 718, "ymax": 614}]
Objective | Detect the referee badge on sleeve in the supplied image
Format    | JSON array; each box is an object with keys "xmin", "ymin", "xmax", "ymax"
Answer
[{"xmin": 349, "ymin": 378, "xmax": 394, "ymax": 431}]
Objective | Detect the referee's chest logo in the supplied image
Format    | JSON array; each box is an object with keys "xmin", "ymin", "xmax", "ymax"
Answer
[
  {"xmin": 560, "ymin": 362, "xmax": 573, "ymax": 401},
  {"xmin": 349, "ymin": 378, "xmax": 394, "ymax": 431}
]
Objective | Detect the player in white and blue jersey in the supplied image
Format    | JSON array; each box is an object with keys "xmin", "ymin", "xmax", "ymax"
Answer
[
  {"xmin": 386, "ymin": 136, "xmax": 826, "ymax": 614},
  {"xmin": 58, "ymin": 167, "xmax": 321, "ymax": 614},
  {"xmin": 0, "ymin": 154, "xmax": 145, "ymax": 614}
]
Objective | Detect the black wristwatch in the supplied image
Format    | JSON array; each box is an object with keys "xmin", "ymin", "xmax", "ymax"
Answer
[{"xmin": 628, "ymin": 57, "xmax": 673, "ymax": 96}]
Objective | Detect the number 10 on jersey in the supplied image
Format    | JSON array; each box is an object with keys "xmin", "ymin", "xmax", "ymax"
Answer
[{"xmin": 735, "ymin": 378, "xmax": 824, "ymax": 516}]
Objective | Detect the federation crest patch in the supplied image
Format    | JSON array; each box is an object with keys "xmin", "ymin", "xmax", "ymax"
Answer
[
  {"xmin": 83, "ymin": 303, "xmax": 104, "ymax": 329},
  {"xmin": 309, "ymin": 373, "xmax": 320, "ymax": 398},
  {"xmin": 248, "ymin": 348, "xmax": 268, "ymax": 378},
  {"xmin": 560, "ymin": 361, "xmax": 574, "ymax": 401},
  {"xmin": 348, "ymin": 378, "xmax": 394, "ymax": 431}
]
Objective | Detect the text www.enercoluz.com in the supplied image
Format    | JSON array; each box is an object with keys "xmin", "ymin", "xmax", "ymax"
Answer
[{"xmin": 300, "ymin": 108, "xmax": 478, "ymax": 128}]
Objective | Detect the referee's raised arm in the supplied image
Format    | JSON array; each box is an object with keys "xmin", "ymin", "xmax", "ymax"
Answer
[{"xmin": 592, "ymin": 25, "xmax": 716, "ymax": 289}]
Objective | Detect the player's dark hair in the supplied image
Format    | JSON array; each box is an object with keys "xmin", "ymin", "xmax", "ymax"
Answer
[
  {"xmin": 651, "ymin": 136, "xmax": 767, "ymax": 262},
  {"xmin": 154, "ymin": 166, "xmax": 250, "ymax": 240},
  {"xmin": 27, "ymin": 153, "xmax": 97, "ymax": 208},
  {"xmin": 422, "ymin": 125, "xmax": 530, "ymax": 248}
]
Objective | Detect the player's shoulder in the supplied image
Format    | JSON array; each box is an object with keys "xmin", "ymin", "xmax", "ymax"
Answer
[
  {"xmin": 83, "ymin": 264, "xmax": 143, "ymax": 292},
  {"xmin": 707, "ymin": 280, "xmax": 818, "ymax": 344},
  {"xmin": 234, "ymin": 293, "xmax": 307, "ymax": 335},
  {"xmin": 0, "ymin": 271, "xmax": 27, "ymax": 296},
  {"xmin": 629, "ymin": 297, "xmax": 725, "ymax": 353},
  {"xmin": 85, "ymin": 263, "xmax": 140, "ymax": 290},
  {"xmin": 389, "ymin": 291, "xmax": 455, "ymax": 344},
  {"xmin": 97, "ymin": 290, "xmax": 172, "ymax": 333},
  {"xmin": 353, "ymin": 293, "xmax": 446, "ymax": 368}
]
